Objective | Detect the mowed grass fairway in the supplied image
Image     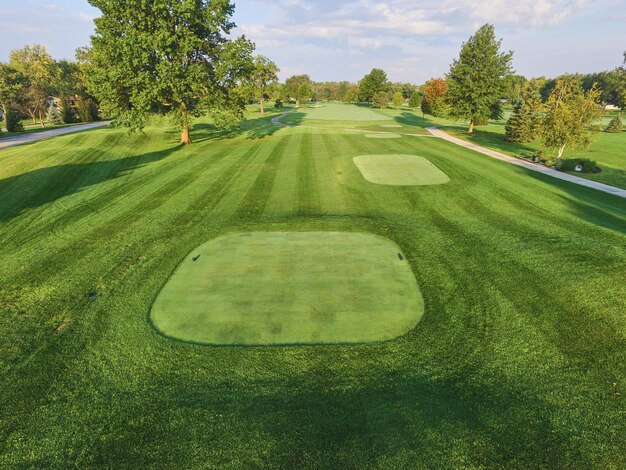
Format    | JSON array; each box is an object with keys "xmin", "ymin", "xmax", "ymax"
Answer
[
  {"xmin": 0, "ymin": 105, "xmax": 625, "ymax": 467},
  {"xmin": 151, "ymin": 232, "xmax": 423, "ymax": 345}
]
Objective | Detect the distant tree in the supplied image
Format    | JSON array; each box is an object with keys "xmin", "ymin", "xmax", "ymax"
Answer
[
  {"xmin": 9, "ymin": 45, "xmax": 57, "ymax": 127},
  {"xmin": 539, "ymin": 75, "xmax": 604, "ymax": 160},
  {"xmin": 0, "ymin": 63, "xmax": 25, "ymax": 129},
  {"xmin": 505, "ymin": 81, "xmax": 543, "ymax": 142},
  {"xmin": 87, "ymin": 0, "xmax": 254, "ymax": 144},
  {"xmin": 46, "ymin": 103, "xmax": 63, "ymax": 125},
  {"xmin": 392, "ymin": 91, "xmax": 404, "ymax": 109},
  {"xmin": 372, "ymin": 91, "xmax": 389, "ymax": 109},
  {"xmin": 504, "ymin": 74, "xmax": 527, "ymax": 104},
  {"xmin": 343, "ymin": 84, "xmax": 359, "ymax": 103},
  {"xmin": 446, "ymin": 24, "xmax": 513, "ymax": 133},
  {"xmin": 285, "ymin": 74, "xmax": 313, "ymax": 106},
  {"xmin": 250, "ymin": 56, "xmax": 279, "ymax": 116},
  {"xmin": 4, "ymin": 108, "xmax": 24, "ymax": 132},
  {"xmin": 76, "ymin": 95, "xmax": 99, "ymax": 122},
  {"xmin": 274, "ymin": 98, "xmax": 283, "ymax": 110},
  {"xmin": 358, "ymin": 68, "xmax": 389, "ymax": 102},
  {"xmin": 58, "ymin": 95, "xmax": 76, "ymax": 123},
  {"xmin": 604, "ymin": 115, "xmax": 622, "ymax": 133},
  {"xmin": 408, "ymin": 92, "xmax": 421, "ymax": 108},
  {"xmin": 421, "ymin": 78, "xmax": 448, "ymax": 117}
]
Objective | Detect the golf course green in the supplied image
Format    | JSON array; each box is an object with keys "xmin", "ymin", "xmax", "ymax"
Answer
[
  {"xmin": 151, "ymin": 231, "xmax": 423, "ymax": 345},
  {"xmin": 354, "ymin": 154, "xmax": 450, "ymax": 185},
  {"xmin": 0, "ymin": 102, "xmax": 624, "ymax": 467}
]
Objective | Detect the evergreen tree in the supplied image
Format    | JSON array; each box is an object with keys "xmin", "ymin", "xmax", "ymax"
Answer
[
  {"xmin": 604, "ymin": 115, "xmax": 622, "ymax": 133},
  {"xmin": 5, "ymin": 108, "xmax": 24, "ymax": 132},
  {"xmin": 446, "ymin": 24, "xmax": 513, "ymax": 133},
  {"xmin": 505, "ymin": 81, "xmax": 542, "ymax": 142},
  {"xmin": 46, "ymin": 103, "xmax": 63, "ymax": 125},
  {"xmin": 59, "ymin": 95, "xmax": 76, "ymax": 123}
]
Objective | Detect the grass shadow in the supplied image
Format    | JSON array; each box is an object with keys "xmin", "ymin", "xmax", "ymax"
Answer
[{"xmin": 0, "ymin": 145, "xmax": 180, "ymax": 223}]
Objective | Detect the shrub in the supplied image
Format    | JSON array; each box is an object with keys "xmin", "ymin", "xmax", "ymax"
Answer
[
  {"xmin": 372, "ymin": 91, "xmax": 389, "ymax": 109},
  {"xmin": 60, "ymin": 96, "xmax": 77, "ymax": 124},
  {"xmin": 555, "ymin": 158, "xmax": 597, "ymax": 173},
  {"xmin": 47, "ymin": 104, "xmax": 63, "ymax": 125},
  {"xmin": 408, "ymin": 92, "xmax": 421, "ymax": 108},
  {"xmin": 604, "ymin": 115, "xmax": 622, "ymax": 133},
  {"xmin": 76, "ymin": 96, "xmax": 100, "ymax": 122},
  {"xmin": 274, "ymin": 99, "xmax": 283, "ymax": 110},
  {"xmin": 5, "ymin": 109, "xmax": 24, "ymax": 132}
]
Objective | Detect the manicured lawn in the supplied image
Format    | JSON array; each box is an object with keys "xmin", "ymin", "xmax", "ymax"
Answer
[
  {"xmin": 0, "ymin": 108, "xmax": 624, "ymax": 467},
  {"xmin": 407, "ymin": 108, "xmax": 626, "ymax": 189},
  {"xmin": 151, "ymin": 231, "xmax": 423, "ymax": 345},
  {"xmin": 354, "ymin": 154, "xmax": 450, "ymax": 185}
]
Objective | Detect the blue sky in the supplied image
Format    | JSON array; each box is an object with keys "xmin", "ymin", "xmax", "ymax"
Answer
[{"xmin": 1, "ymin": 0, "xmax": 625, "ymax": 83}]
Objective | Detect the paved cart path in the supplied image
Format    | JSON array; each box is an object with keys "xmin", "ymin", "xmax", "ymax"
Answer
[
  {"xmin": 0, "ymin": 121, "xmax": 111, "ymax": 151},
  {"xmin": 426, "ymin": 127, "xmax": 626, "ymax": 199}
]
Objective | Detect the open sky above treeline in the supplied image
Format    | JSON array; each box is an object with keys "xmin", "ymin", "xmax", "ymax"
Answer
[{"xmin": 1, "ymin": 0, "xmax": 625, "ymax": 83}]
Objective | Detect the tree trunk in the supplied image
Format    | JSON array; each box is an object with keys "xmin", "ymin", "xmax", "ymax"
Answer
[
  {"xmin": 29, "ymin": 110, "xmax": 36, "ymax": 124},
  {"xmin": 468, "ymin": 119, "xmax": 475, "ymax": 134},
  {"xmin": 557, "ymin": 144, "xmax": 566, "ymax": 160},
  {"xmin": 260, "ymin": 96, "xmax": 265, "ymax": 116},
  {"xmin": 39, "ymin": 112, "xmax": 45, "ymax": 127},
  {"xmin": 180, "ymin": 104, "xmax": 192, "ymax": 145}
]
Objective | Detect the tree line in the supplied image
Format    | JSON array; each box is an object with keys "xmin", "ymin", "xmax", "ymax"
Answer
[{"xmin": 2, "ymin": 0, "xmax": 623, "ymax": 159}]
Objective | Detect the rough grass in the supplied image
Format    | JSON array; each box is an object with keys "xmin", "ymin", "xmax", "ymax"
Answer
[
  {"xmin": 0, "ymin": 108, "xmax": 625, "ymax": 468},
  {"xmin": 151, "ymin": 231, "xmax": 423, "ymax": 345}
]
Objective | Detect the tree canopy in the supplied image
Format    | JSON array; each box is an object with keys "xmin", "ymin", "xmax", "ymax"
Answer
[
  {"xmin": 250, "ymin": 56, "xmax": 279, "ymax": 115},
  {"xmin": 87, "ymin": 0, "xmax": 255, "ymax": 144},
  {"xmin": 284, "ymin": 75, "xmax": 313, "ymax": 106},
  {"xmin": 446, "ymin": 24, "xmax": 513, "ymax": 133},
  {"xmin": 421, "ymin": 78, "xmax": 448, "ymax": 117},
  {"xmin": 358, "ymin": 68, "xmax": 389, "ymax": 102},
  {"xmin": 540, "ymin": 75, "xmax": 604, "ymax": 160},
  {"xmin": 9, "ymin": 45, "xmax": 57, "ymax": 126}
]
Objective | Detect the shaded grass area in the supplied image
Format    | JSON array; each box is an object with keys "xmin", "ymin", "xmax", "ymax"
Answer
[
  {"xmin": 151, "ymin": 232, "xmax": 423, "ymax": 345},
  {"xmin": 0, "ymin": 110, "xmax": 625, "ymax": 467}
]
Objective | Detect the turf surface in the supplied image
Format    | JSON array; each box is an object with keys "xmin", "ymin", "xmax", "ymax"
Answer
[
  {"xmin": 354, "ymin": 154, "xmax": 450, "ymax": 186},
  {"xmin": 151, "ymin": 231, "xmax": 423, "ymax": 345},
  {"xmin": 303, "ymin": 102, "xmax": 392, "ymax": 121},
  {"xmin": 0, "ymin": 105, "xmax": 625, "ymax": 467}
]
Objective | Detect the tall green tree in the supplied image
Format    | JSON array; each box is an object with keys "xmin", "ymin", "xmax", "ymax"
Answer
[
  {"xmin": 358, "ymin": 68, "xmax": 389, "ymax": 102},
  {"xmin": 392, "ymin": 91, "xmax": 404, "ymax": 109},
  {"xmin": 250, "ymin": 56, "xmax": 279, "ymax": 115},
  {"xmin": 446, "ymin": 24, "xmax": 513, "ymax": 133},
  {"xmin": 0, "ymin": 64, "xmax": 25, "ymax": 130},
  {"xmin": 504, "ymin": 80, "xmax": 542, "ymax": 142},
  {"xmin": 87, "ymin": 0, "xmax": 254, "ymax": 144},
  {"xmin": 539, "ymin": 75, "xmax": 604, "ymax": 160},
  {"xmin": 9, "ymin": 45, "xmax": 57, "ymax": 127},
  {"xmin": 284, "ymin": 75, "xmax": 313, "ymax": 106}
]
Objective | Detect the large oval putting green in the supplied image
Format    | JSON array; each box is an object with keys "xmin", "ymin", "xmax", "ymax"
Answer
[{"xmin": 151, "ymin": 232, "xmax": 424, "ymax": 345}]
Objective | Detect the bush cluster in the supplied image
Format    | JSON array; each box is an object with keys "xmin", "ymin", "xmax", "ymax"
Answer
[{"xmin": 555, "ymin": 158, "xmax": 597, "ymax": 172}]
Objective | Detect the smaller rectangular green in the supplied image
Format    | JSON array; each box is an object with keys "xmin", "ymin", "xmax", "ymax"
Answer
[{"xmin": 354, "ymin": 154, "xmax": 450, "ymax": 186}]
